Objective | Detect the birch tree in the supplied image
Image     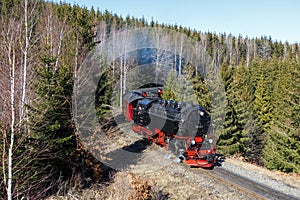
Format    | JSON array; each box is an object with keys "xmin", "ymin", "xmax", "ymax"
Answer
[
  {"xmin": 7, "ymin": 23, "xmax": 17, "ymax": 200},
  {"xmin": 178, "ymin": 33, "xmax": 184, "ymax": 75},
  {"xmin": 116, "ymin": 23, "xmax": 130, "ymax": 107},
  {"xmin": 3, "ymin": 0, "xmax": 38, "ymax": 198},
  {"xmin": 0, "ymin": 2, "xmax": 21, "ymax": 199}
]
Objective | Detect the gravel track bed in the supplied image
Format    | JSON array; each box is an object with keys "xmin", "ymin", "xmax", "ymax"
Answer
[{"xmin": 220, "ymin": 161, "xmax": 300, "ymax": 200}]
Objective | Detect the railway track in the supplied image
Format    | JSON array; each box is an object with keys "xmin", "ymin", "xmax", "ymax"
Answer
[{"xmin": 202, "ymin": 166, "xmax": 299, "ymax": 200}]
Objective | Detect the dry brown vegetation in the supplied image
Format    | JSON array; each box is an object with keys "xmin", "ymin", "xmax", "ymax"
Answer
[{"xmin": 47, "ymin": 171, "xmax": 166, "ymax": 200}]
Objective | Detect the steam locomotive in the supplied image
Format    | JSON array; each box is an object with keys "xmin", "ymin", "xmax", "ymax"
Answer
[{"xmin": 122, "ymin": 87, "xmax": 216, "ymax": 168}]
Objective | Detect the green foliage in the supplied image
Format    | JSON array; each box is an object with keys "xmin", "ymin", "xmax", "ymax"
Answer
[
  {"xmin": 95, "ymin": 69, "xmax": 114, "ymax": 121},
  {"xmin": 232, "ymin": 58, "xmax": 300, "ymax": 172},
  {"xmin": 253, "ymin": 74, "xmax": 273, "ymax": 130},
  {"xmin": 161, "ymin": 70, "xmax": 180, "ymax": 101},
  {"xmin": 191, "ymin": 73, "xmax": 211, "ymax": 110},
  {"xmin": 217, "ymin": 102, "xmax": 241, "ymax": 155},
  {"xmin": 30, "ymin": 57, "xmax": 76, "ymax": 156},
  {"xmin": 263, "ymin": 129, "xmax": 300, "ymax": 173},
  {"xmin": 162, "ymin": 67, "xmax": 197, "ymax": 103},
  {"xmin": 204, "ymin": 64, "xmax": 227, "ymax": 136},
  {"xmin": 217, "ymin": 65, "xmax": 250, "ymax": 155},
  {"xmin": 180, "ymin": 65, "xmax": 197, "ymax": 103},
  {"xmin": 243, "ymin": 118, "xmax": 265, "ymax": 165},
  {"xmin": 25, "ymin": 3, "xmax": 98, "ymax": 197},
  {"xmin": 261, "ymin": 58, "xmax": 300, "ymax": 172}
]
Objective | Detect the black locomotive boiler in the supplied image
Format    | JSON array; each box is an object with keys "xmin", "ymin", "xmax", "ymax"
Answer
[{"xmin": 122, "ymin": 87, "xmax": 216, "ymax": 168}]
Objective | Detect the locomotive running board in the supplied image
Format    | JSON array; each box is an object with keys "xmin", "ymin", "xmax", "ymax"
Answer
[{"xmin": 185, "ymin": 159, "xmax": 215, "ymax": 168}]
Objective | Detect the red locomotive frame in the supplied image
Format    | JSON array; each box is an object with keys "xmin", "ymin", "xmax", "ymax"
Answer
[{"xmin": 123, "ymin": 87, "xmax": 216, "ymax": 169}]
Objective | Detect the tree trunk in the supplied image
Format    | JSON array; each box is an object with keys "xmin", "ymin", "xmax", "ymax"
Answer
[
  {"xmin": 8, "ymin": 37, "xmax": 16, "ymax": 200},
  {"xmin": 179, "ymin": 34, "xmax": 183, "ymax": 75}
]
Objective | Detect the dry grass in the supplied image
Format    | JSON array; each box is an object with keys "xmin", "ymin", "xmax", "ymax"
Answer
[
  {"xmin": 105, "ymin": 171, "xmax": 154, "ymax": 200},
  {"xmin": 47, "ymin": 171, "xmax": 167, "ymax": 200}
]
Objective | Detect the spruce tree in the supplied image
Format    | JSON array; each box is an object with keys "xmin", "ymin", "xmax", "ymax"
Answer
[
  {"xmin": 179, "ymin": 64, "xmax": 197, "ymax": 103},
  {"xmin": 161, "ymin": 70, "xmax": 179, "ymax": 101},
  {"xmin": 95, "ymin": 68, "xmax": 113, "ymax": 121},
  {"xmin": 204, "ymin": 64, "xmax": 227, "ymax": 137},
  {"xmin": 30, "ymin": 55, "xmax": 77, "ymax": 173},
  {"xmin": 191, "ymin": 73, "xmax": 211, "ymax": 111},
  {"xmin": 253, "ymin": 74, "xmax": 273, "ymax": 131},
  {"xmin": 263, "ymin": 58, "xmax": 300, "ymax": 172},
  {"xmin": 218, "ymin": 65, "xmax": 238, "ymax": 154},
  {"xmin": 217, "ymin": 65, "xmax": 249, "ymax": 155}
]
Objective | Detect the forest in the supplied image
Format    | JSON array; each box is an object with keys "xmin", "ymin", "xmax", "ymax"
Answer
[{"xmin": 0, "ymin": 0, "xmax": 299, "ymax": 199}]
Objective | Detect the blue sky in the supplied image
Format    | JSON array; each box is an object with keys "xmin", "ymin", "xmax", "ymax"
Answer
[{"xmin": 60, "ymin": 0, "xmax": 299, "ymax": 43}]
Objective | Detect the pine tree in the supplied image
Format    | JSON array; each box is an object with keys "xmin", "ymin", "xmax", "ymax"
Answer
[
  {"xmin": 179, "ymin": 64, "xmax": 197, "ymax": 103},
  {"xmin": 253, "ymin": 74, "xmax": 273, "ymax": 131},
  {"xmin": 161, "ymin": 70, "xmax": 179, "ymax": 101},
  {"xmin": 263, "ymin": 129, "xmax": 300, "ymax": 172},
  {"xmin": 191, "ymin": 73, "xmax": 211, "ymax": 111},
  {"xmin": 217, "ymin": 65, "xmax": 248, "ymax": 155},
  {"xmin": 204, "ymin": 64, "xmax": 227, "ymax": 136},
  {"xmin": 263, "ymin": 58, "xmax": 300, "ymax": 172},
  {"xmin": 95, "ymin": 68, "xmax": 113, "ymax": 121},
  {"xmin": 217, "ymin": 65, "xmax": 237, "ymax": 154},
  {"xmin": 217, "ymin": 102, "xmax": 240, "ymax": 154},
  {"xmin": 231, "ymin": 66, "xmax": 265, "ymax": 163},
  {"xmin": 30, "ymin": 54, "xmax": 77, "ymax": 166}
]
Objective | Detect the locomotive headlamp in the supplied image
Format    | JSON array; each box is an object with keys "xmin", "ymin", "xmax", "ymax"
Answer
[
  {"xmin": 208, "ymin": 139, "xmax": 213, "ymax": 144},
  {"xmin": 158, "ymin": 89, "xmax": 163, "ymax": 96},
  {"xmin": 199, "ymin": 111, "xmax": 204, "ymax": 116}
]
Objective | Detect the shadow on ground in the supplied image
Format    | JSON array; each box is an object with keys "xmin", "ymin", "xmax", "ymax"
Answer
[{"xmin": 104, "ymin": 138, "xmax": 151, "ymax": 171}]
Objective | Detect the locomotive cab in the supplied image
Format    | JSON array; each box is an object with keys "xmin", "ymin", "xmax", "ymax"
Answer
[
  {"xmin": 133, "ymin": 98, "xmax": 158, "ymax": 126},
  {"xmin": 123, "ymin": 87, "xmax": 163, "ymax": 121}
]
